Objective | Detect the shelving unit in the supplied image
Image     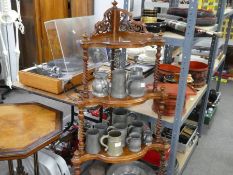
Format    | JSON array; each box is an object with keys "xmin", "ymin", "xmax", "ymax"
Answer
[
  {"xmin": 71, "ymin": 2, "xmax": 169, "ymax": 175},
  {"xmin": 134, "ymin": 0, "xmax": 233, "ymax": 174}
]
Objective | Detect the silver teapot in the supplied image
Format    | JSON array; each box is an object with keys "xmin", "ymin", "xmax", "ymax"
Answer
[{"xmin": 92, "ymin": 71, "xmax": 109, "ymax": 97}]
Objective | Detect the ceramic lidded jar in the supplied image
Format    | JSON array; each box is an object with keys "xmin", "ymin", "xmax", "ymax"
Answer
[
  {"xmin": 127, "ymin": 67, "xmax": 145, "ymax": 98},
  {"xmin": 92, "ymin": 71, "xmax": 109, "ymax": 97},
  {"xmin": 189, "ymin": 61, "xmax": 208, "ymax": 88}
]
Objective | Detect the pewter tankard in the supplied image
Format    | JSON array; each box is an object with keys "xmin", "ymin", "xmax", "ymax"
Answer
[
  {"xmin": 111, "ymin": 69, "xmax": 127, "ymax": 98},
  {"xmin": 85, "ymin": 128, "xmax": 101, "ymax": 154},
  {"xmin": 100, "ymin": 130, "xmax": 123, "ymax": 156}
]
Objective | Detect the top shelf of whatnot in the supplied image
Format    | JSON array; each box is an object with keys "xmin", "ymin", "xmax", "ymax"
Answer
[
  {"xmin": 81, "ymin": 32, "xmax": 164, "ymax": 49},
  {"xmin": 80, "ymin": 1, "xmax": 164, "ymax": 49}
]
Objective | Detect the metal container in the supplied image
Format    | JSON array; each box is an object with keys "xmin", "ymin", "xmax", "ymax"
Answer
[
  {"xmin": 92, "ymin": 71, "xmax": 109, "ymax": 97},
  {"xmin": 127, "ymin": 67, "xmax": 145, "ymax": 98},
  {"xmin": 107, "ymin": 122, "xmax": 128, "ymax": 147},
  {"xmin": 85, "ymin": 128, "xmax": 101, "ymax": 154},
  {"xmin": 111, "ymin": 69, "xmax": 127, "ymax": 99},
  {"xmin": 126, "ymin": 132, "xmax": 142, "ymax": 152},
  {"xmin": 100, "ymin": 130, "xmax": 123, "ymax": 157},
  {"xmin": 112, "ymin": 108, "xmax": 137, "ymax": 125}
]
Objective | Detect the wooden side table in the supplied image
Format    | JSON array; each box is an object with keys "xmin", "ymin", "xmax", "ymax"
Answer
[{"xmin": 0, "ymin": 103, "xmax": 63, "ymax": 175}]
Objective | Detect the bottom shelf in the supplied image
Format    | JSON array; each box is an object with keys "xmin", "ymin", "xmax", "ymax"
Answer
[
  {"xmin": 75, "ymin": 142, "xmax": 170, "ymax": 164},
  {"xmin": 176, "ymin": 136, "xmax": 199, "ymax": 174}
]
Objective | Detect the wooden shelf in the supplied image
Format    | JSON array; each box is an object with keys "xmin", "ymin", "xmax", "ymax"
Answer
[
  {"xmin": 129, "ymin": 85, "xmax": 207, "ymax": 128},
  {"xmin": 83, "ymin": 32, "xmax": 164, "ymax": 48},
  {"xmin": 75, "ymin": 90, "xmax": 166, "ymax": 108},
  {"xmin": 177, "ymin": 136, "xmax": 199, "ymax": 174},
  {"xmin": 75, "ymin": 142, "xmax": 169, "ymax": 164}
]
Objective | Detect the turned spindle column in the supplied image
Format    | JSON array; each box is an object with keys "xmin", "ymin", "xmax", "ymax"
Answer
[
  {"xmin": 82, "ymin": 34, "xmax": 89, "ymax": 98},
  {"xmin": 153, "ymin": 45, "xmax": 162, "ymax": 91},
  {"xmin": 158, "ymin": 149, "xmax": 167, "ymax": 175},
  {"xmin": 154, "ymin": 87, "xmax": 166, "ymax": 143},
  {"xmin": 72, "ymin": 107, "xmax": 85, "ymax": 175}
]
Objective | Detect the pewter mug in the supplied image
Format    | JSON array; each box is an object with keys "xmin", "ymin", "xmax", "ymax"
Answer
[
  {"xmin": 94, "ymin": 122, "xmax": 108, "ymax": 138},
  {"xmin": 128, "ymin": 120, "xmax": 144, "ymax": 135},
  {"xmin": 112, "ymin": 108, "xmax": 137, "ymax": 124},
  {"xmin": 85, "ymin": 128, "xmax": 101, "ymax": 154},
  {"xmin": 111, "ymin": 69, "xmax": 127, "ymax": 98},
  {"xmin": 100, "ymin": 130, "xmax": 123, "ymax": 156},
  {"xmin": 126, "ymin": 132, "xmax": 142, "ymax": 152},
  {"xmin": 92, "ymin": 71, "xmax": 109, "ymax": 97},
  {"xmin": 127, "ymin": 67, "xmax": 145, "ymax": 98},
  {"xmin": 107, "ymin": 122, "xmax": 128, "ymax": 147}
]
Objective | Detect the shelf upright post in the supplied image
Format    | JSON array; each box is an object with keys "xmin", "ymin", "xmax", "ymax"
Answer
[
  {"xmin": 198, "ymin": 0, "xmax": 227, "ymax": 136},
  {"xmin": 216, "ymin": 15, "xmax": 233, "ymax": 91},
  {"xmin": 167, "ymin": 0, "xmax": 198, "ymax": 174},
  {"xmin": 122, "ymin": 0, "xmax": 129, "ymax": 64},
  {"xmin": 164, "ymin": 45, "xmax": 174, "ymax": 64}
]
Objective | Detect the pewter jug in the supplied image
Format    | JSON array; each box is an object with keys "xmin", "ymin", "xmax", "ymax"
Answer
[
  {"xmin": 92, "ymin": 71, "xmax": 109, "ymax": 97},
  {"xmin": 111, "ymin": 69, "xmax": 127, "ymax": 98},
  {"xmin": 100, "ymin": 130, "xmax": 123, "ymax": 156},
  {"xmin": 85, "ymin": 128, "xmax": 101, "ymax": 154},
  {"xmin": 128, "ymin": 67, "xmax": 143, "ymax": 77},
  {"xmin": 127, "ymin": 67, "xmax": 145, "ymax": 98}
]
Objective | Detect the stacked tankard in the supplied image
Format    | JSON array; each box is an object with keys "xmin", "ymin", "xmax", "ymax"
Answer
[
  {"xmin": 92, "ymin": 67, "xmax": 146, "ymax": 98},
  {"xmin": 85, "ymin": 108, "xmax": 154, "ymax": 156}
]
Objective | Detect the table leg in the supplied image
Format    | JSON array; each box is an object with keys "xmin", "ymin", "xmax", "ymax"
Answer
[
  {"xmin": 34, "ymin": 152, "xmax": 39, "ymax": 175},
  {"xmin": 64, "ymin": 105, "xmax": 76, "ymax": 132},
  {"xmin": 8, "ymin": 160, "xmax": 14, "ymax": 175},
  {"xmin": 16, "ymin": 159, "xmax": 27, "ymax": 175}
]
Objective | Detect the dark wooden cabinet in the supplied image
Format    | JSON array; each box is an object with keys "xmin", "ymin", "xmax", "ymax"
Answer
[{"xmin": 17, "ymin": 0, "xmax": 94, "ymax": 68}]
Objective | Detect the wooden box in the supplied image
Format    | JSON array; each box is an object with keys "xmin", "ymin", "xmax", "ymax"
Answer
[{"xmin": 18, "ymin": 67, "xmax": 94, "ymax": 94}]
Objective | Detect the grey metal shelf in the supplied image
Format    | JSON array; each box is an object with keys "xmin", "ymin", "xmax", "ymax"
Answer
[
  {"xmin": 177, "ymin": 135, "xmax": 199, "ymax": 175},
  {"xmin": 129, "ymin": 84, "xmax": 207, "ymax": 129}
]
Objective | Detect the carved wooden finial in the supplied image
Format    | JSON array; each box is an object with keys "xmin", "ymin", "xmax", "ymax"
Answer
[{"xmin": 112, "ymin": 0, "xmax": 118, "ymax": 7}]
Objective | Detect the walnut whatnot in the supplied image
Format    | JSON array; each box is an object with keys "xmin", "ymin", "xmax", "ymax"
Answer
[{"xmin": 72, "ymin": 1, "xmax": 167, "ymax": 174}]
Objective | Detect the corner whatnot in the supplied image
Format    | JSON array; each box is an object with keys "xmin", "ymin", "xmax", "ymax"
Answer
[{"xmin": 71, "ymin": 1, "xmax": 169, "ymax": 175}]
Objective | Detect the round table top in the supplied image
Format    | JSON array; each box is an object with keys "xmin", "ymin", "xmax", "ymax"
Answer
[{"xmin": 0, "ymin": 103, "xmax": 63, "ymax": 160}]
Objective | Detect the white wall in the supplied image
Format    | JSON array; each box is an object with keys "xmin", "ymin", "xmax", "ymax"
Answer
[
  {"xmin": 94, "ymin": 0, "xmax": 125, "ymax": 21},
  {"xmin": 94, "ymin": 0, "xmax": 145, "ymax": 20}
]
